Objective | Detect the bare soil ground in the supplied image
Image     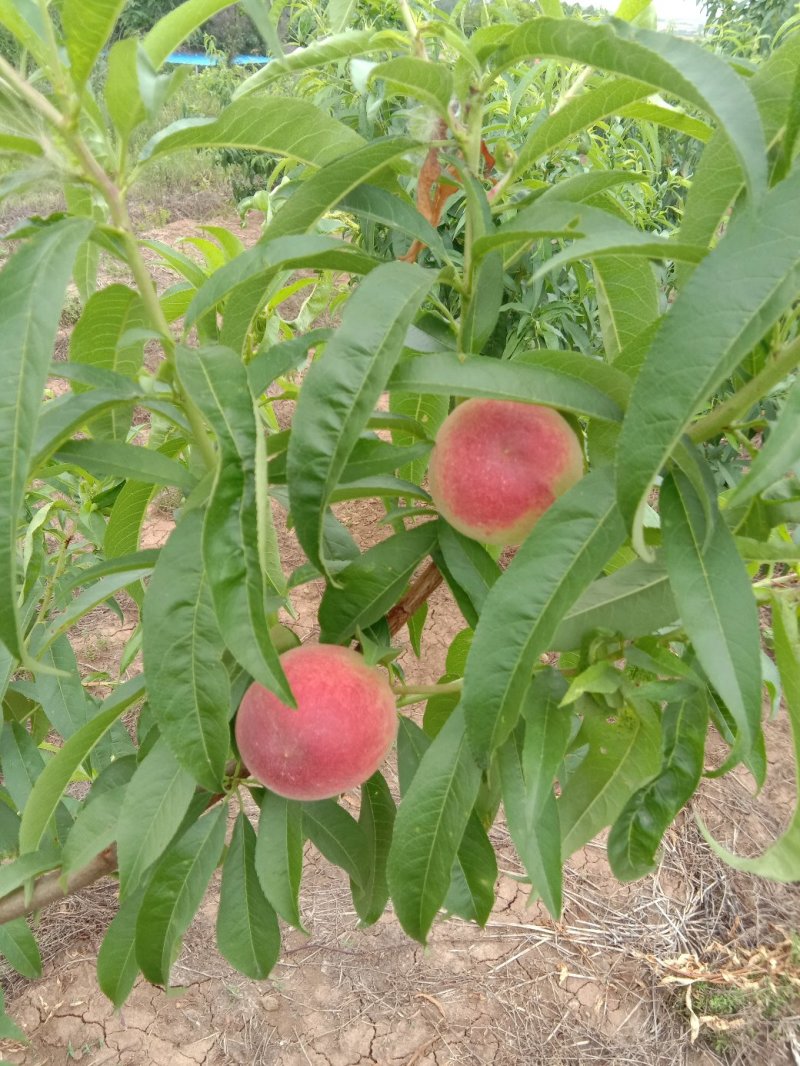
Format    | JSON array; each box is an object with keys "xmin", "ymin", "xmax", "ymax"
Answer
[{"xmin": 2, "ymin": 205, "xmax": 799, "ymax": 1066}]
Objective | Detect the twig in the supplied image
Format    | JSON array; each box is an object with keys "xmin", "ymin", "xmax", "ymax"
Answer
[
  {"xmin": 386, "ymin": 560, "xmax": 443, "ymax": 635},
  {"xmin": 0, "ymin": 847, "xmax": 118, "ymax": 925}
]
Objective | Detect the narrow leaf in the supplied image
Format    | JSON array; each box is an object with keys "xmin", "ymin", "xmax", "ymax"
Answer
[
  {"xmin": 303, "ymin": 799, "xmax": 370, "ymax": 889},
  {"xmin": 662, "ymin": 473, "xmax": 762, "ymax": 763},
  {"xmin": 728, "ymin": 376, "xmax": 800, "ymax": 507},
  {"xmin": 352, "ymin": 772, "xmax": 396, "ymax": 927},
  {"xmin": 175, "ymin": 346, "xmax": 291, "ymax": 703},
  {"xmin": 0, "ymin": 219, "xmax": 91, "ymax": 661},
  {"xmin": 616, "ymin": 168, "xmax": 800, "ymax": 529},
  {"xmin": 287, "ymin": 262, "xmax": 434, "ymax": 578},
  {"xmin": 142, "ymin": 97, "xmax": 364, "ymax": 166},
  {"xmin": 389, "ymin": 351, "xmax": 623, "ymax": 422},
  {"xmin": 143, "ymin": 511, "xmax": 230, "ymax": 791},
  {"xmin": 18, "ymin": 679, "xmax": 143, "ymax": 856},
  {"xmin": 217, "ymin": 813, "xmax": 281, "ymax": 980},
  {"xmin": 97, "ymin": 887, "xmax": 146, "ymax": 1008},
  {"xmin": 63, "ymin": 0, "xmax": 126, "ymax": 89},
  {"xmin": 462, "ymin": 470, "xmax": 626, "ymax": 765},
  {"xmin": 387, "ymin": 707, "xmax": 481, "ymax": 943},
  {"xmin": 255, "ymin": 791, "xmax": 305, "ymax": 930},
  {"xmin": 559, "ymin": 701, "xmax": 662, "ymax": 858},
  {"xmin": 609, "ymin": 690, "xmax": 708, "ymax": 881},
  {"xmin": 136, "ymin": 806, "xmax": 226, "ymax": 986},
  {"xmin": 0, "ymin": 918, "xmax": 41, "ymax": 980},
  {"xmin": 116, "ymin": 739, "xmax": 196, "ymax": 897},
  {"xmin": 319, "ymin": 522, "xmax": 438, "ymax": 644}
]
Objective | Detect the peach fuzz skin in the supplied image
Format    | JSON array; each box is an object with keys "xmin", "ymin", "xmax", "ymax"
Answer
[
  {"xmin": 428, "ymin": 399, "xmax": 584, "ymax": 546},
  {"xmin": 235, "ymin": 644, "xmax": 398, "ymax": 801}
]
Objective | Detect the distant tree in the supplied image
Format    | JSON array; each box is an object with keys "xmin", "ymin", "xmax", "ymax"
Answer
[{"xmin": 702, "ymin": 0, "xmax": 798, "ymax": 52}]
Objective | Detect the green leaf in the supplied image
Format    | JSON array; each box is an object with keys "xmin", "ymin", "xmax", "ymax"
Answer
[
  {"xmin": 264, "ymin": 137, "xmax": 417, "ymax": 241},
  {"xmin": 254, "ymin": 791, "xmax": 305, "ymax": 930},
  {"xmin": 341, "ymin": 185, "xmax": 448, "ymax": 261},
  {"xmin": 389, "ymin": 351, "xmax": 623, "ymax": 423},
  {"xmin": 443, "ymin": 813, "xmax": 497, "ymax": 926},
  {"xmin": 104, "ymin": 451, "xmax": 180, "ymax": 559},
  {"xmin": 387, "ymin": 707, "xmax": 481, "ymax": 943},
  {"xmin": 551, "ymin": 557, "xmax": 676, "ymax": 651},
  {"xmin": 104, "ymin": 39, "xmax": 145, "ymax": 138},
  {"xmin": 287, "ymin": 262, "xmax": 434, "ymax": 579},
  {"xmin": 462, "ymin": 469, "xmax": 626, "ymax": 765},
  {"xmin": 0, "ymin": 219, "xmax": 92, "ymax": 662},
  {"xmin": 0, "ymin": 847, "xmax": 60, "ymax": 899},
  {"xmin": 116, "ymin": 739, "xmax": 196, "ymax": 898},
  {"xmin": 143, "ymin": 0, "xmax": 237, "ymax": 68},
  {"xmin": 473, "ymin": 200, "xmax": 702, "ymax": 271},
  {"xmin": 436, "ymin": 523, "xmax": 501, "ymax": 623},
  {"xmin": 608, "ymin": 690, "xmax": 708, "ymax": 881},
  {"xmin": 661, "ymin": 473, "xmax": 762, "ymax": 765},
  {"xmin": 370, "ymin": 57, "xmax": 453, "ymax": 115},
  {"xmin": 593, "ymin": 256, "xmax": 659, "ymax": 359},
  {"xmin": 142, "ymin": 97, "xmax": 364, "ymax": 166},
  {"xmin": 187, "ymin": 236, "xmax": 380, "ymax": 330},
  {"xmin": 495, "ymin": 18, "xmax": 766, "ymax": 201},
  {"xmin": 351, "ymin": 772, "xmax": 396, "ymax": 927},
  {"xmin": 32, "ymin": 387, "xmax": 143, "ymax": 469},
  {"xmin": 62, "ymin": 783, "xmax": 127, "ymax": 878},
  {"xmin": 53, "ymin": 439, "xmax": 194, "ymax": 492},
  {"xmin": 303, "ymin": 799, "xmax": 370, "ymax": 890},
  {"xmin": 143, "ymin": 511, "xmax": 230, "ymax": 791},
  {"xmin": 512, "ymin": 76, "xmax": 655, "ymax": 178},
  {"xmin": 559, "ymin": 701, "xmax": 661, "ymax": 858},
  {"xmin": 36, "ymin": 570, "xmax": 154, "ymax": 652},
  {"xmin": 498, "ymin": 670, "xmax": 570, "ymax": 917},
  {"xmin": 728, "ymin": 376, "xmax": 800, "ymax": 507},
  {"xmin": 217, "ymin": 812, "xmax": 281, "ymax": 981},
  {"xmin": 97, "ymin": 887, "xmax": 146, "ymax": 1008},
  {"xmin": 0, "ymin": 0, "xmax": 50, "ymax": 66},
  {"xmin": 0, "ymin": 723, "xmax": 44, "ymax": 812},
  {"xmin": 63, "ymin": 0, "xmax": 126, "ymax": 89},
  {"xmin": 34, "ymin": 635, "xmax": 90, "ymax": 740},
  {"xmin": 234, "ymin": 29, "xmax": 396, "ymax": 97},
  {"xmin": 678, "ymin": 34, "xmax": 800, "ymax": 287},
  {"xmin": 248, "ymin": 329, "xmax": 332, "ymax": 397},
  {"xmin": 136, "ymin": 806, "xmax": 226, "ymax": 987},
  {"xmin": 69, "ymin": 284, "xmax": 147, "ymax": 440},
  {"xmin": 616, "ymin": 167, "xmax": 800, "ymax": 531},
  {"xmin": 17, "ymin": 678, "xmax": 143, "ymax": 856},
  {"xmin": 616, "ymin": 101, "xmax": 711, "ymax": 142},
  {"xmin": 0, "ymin": 918, "xmax": 41, "ymax": 980},
  {"xmin": 319, "ymin": 522, "xmax": 438, "ymax": 644},
  {"xmin": 175, "ymin": 346, "xmax": 291, "ymax": 703},
  {"xmin": 700, "ymin": 598, "xmax": 800, "ymax": 880}
]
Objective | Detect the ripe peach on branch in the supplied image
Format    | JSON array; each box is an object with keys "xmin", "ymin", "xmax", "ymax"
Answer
[
  {"xmin": 235, "ymin": 644, "xmax": 398, "ymax": 801},
  {"xmin": 428, "ymin": 399, "xmax": 584, "ymax": 546}
]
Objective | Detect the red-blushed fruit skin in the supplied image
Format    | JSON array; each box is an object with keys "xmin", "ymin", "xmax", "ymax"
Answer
[
  {"xmin": 235, "ymin": 644, "xmax": 398, "ymax": 802},
  {"xmin": 428, "ymin": 398, "xmax": 584, "ymax": 546}
]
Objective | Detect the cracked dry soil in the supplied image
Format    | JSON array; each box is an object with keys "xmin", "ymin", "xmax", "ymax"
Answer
[{"xmin": 2, "ymin": 214, "xmax": 799, "ymax": 1066}]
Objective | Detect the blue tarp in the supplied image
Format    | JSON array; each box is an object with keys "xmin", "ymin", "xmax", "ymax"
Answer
[{"xmin": 166, "ymin": 52, "xmax": 271, "ymax": 66}]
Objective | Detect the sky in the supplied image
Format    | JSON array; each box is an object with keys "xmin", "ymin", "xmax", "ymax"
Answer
[{"xmin": 573, "ymin": 0, "xmax": 706, "ymax": 26}]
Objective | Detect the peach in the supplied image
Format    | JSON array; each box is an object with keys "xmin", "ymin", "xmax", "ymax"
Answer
[
  {"xmin": 235, "ymin": 644, "xmax": 397, "ymax": 801},
  {"xmin": 428, "ymin": 398, "xmax": 583, "ymax": 545}
]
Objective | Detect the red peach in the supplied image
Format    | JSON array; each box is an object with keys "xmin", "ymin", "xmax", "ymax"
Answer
[
  {"xmin": 235, "ymin": 644, "xmax": 397, "ymax": 801},
  {"xmin": 428, "ymin": 398, "xmax": 583, "ymax": 546}
]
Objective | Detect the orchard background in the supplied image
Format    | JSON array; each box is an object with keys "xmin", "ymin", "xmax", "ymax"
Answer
[{"xmin": 0, "ymin": 0, "xmax": 799, "ymax": 1062}]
